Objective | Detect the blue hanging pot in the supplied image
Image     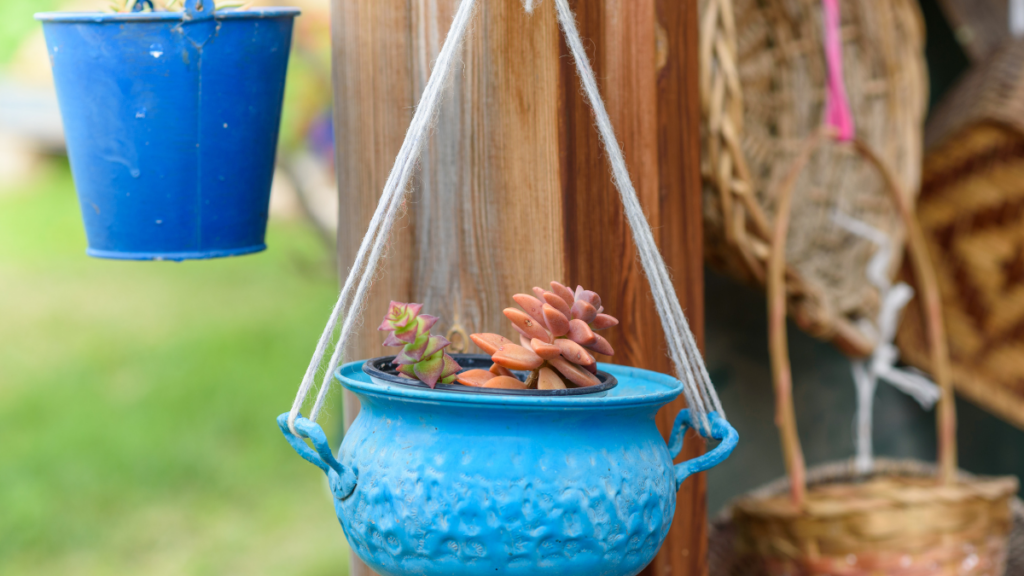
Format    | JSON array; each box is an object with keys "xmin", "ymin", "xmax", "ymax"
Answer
[
  {"xmin": 279, "ymin": 355, "xmax": 738, "ymax": 576},
  {"xmin": 36, "ymin": 0, "xmax": 299, "ymax": 261}
]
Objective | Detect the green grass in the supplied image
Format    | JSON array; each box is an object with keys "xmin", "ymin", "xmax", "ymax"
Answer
[
  {"xmin": 0, "ymin": 159, "xmax": 350, "ymax": 575},
  {"xmin": 0, "ymin": 0, "xmax": 64, "ymax": 65}
]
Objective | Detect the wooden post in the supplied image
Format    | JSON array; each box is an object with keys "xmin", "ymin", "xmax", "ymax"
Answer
[{"xmin": 332, "ymin": 1, "xmax": 705, "ymax": 575}]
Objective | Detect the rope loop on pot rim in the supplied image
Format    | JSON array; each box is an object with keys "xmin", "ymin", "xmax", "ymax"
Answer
[{"xmin": 286, "ymin": 0, "xmax": 725, "ymax": 438}]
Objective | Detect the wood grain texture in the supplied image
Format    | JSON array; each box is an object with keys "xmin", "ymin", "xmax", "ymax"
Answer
[
  {"xmin": 332, "ymin": 3, "xmax": 414, "ymax": 575},
  {"xmin": 650, "ymin": 0, "xmax": 708, "ymax": 573},
  {"xmin": 410, "ymin": 0, "xmax": 565, "ymax": 348},
  {"xmin": 560, "ymin": 0, "xmax": 707, "ymax": 574},
  {"xmin": 332, "ymin": 1, "xmax": 705, "ymax": 574}
]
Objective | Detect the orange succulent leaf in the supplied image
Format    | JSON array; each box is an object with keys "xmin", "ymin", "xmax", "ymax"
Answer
[
  {"xmin": 550, "ymin": 281, "xmax": 576, "ymax": 308},
  {"xmin": 470, "ymin": 333, "xmax": 512, "ymax": 355}
]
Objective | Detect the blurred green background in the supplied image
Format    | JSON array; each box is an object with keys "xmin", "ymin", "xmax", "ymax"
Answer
[
  {"xmin": 3, "ymin": 0, "xmax": 1023, "ymax": 574},
  {"xmin": 0, "ymin": 1, "xmax": 350, "ymax": 574}
]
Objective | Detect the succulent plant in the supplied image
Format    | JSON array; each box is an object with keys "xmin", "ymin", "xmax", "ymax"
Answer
[
  {"xmin": 465, "ymin": 281, "xmax": 619, "ymax": 390},
  {"xmin": 379, "ymin": 302, "xmax": 461, "ymax": 388}
]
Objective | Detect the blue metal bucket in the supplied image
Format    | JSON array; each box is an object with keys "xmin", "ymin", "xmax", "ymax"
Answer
[
  {"xmin": 36, "ymin": 1, "xmax": 299, "ymax": 261},
  {"xmin": 279, "ymin": 357, "xmax": 738, "ymax": 576}
]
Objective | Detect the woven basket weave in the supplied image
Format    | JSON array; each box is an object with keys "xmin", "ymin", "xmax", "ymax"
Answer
[
  {"xmin": 731, "ymin": 132, "xmax": 1019, "ymax": 575},
  {"xmin": 896, "ymin": 39, "xmax": 1024, "ymax": 431},
  {"xmin": 699, "ymin": 0, "xmax": 928, "ymax": 357},
  {"xmin": 713, "ymin": 460, "xmax": 1021, "ymax": 576}
]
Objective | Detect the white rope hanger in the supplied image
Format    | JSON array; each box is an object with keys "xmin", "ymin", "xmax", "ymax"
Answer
[{"xmin": 288, "ymin": 0, "xmax": 724, "ymax": 435}]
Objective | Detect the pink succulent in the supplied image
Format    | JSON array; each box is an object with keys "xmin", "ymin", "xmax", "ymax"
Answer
[{"xmin": 379, "ymin": 302, "xmax": 460, "ymax": 388}]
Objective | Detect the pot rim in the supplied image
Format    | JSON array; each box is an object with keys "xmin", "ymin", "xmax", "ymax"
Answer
[
  {"xmin": 362, "ymin": 354, "xmax": 618, "ymax": 397},
  {"xmin": 335, "ymin": 357, "xmax": 683, "ymax": 409},
  {"xmin": 35, "ymin": 8, "xmax": 300, "ymax": 23}
]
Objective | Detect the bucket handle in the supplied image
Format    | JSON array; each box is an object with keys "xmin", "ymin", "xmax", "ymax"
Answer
[
  {"xmin": 184, "ymin": 0, "xmax": 217, "ymax": 20},
  {"xmin": 276, "ymin": 413, "xmax": 357, "ymax": 500},
  {"xmin": 131, "ymin": 0, "xmax": 215, "ymax": 18},
  {"xmin": 668, "ymin": 410, "xmax": 738, "ymax": 490}
]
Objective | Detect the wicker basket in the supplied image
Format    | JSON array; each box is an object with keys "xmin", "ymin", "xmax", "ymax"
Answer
[
  {"xmin": 712, "ymin": 460, "xmax": 1022, "ymax": 576},
  {"xmin": 731, "ymin": 131, "xmax": 1019, "ymax": 575},
  {"xmin": 699, "ymin": 0, "xmax": 928, "ymax": 357},
  {"xmin": 896, "ymin": 39, "xmax": 1024, "ymax": 431}
]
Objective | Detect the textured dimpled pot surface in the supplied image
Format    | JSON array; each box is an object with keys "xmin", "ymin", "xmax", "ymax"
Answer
[{"xmin": 279, "ymin": 358, "xmax": 737, "ymax": 576}]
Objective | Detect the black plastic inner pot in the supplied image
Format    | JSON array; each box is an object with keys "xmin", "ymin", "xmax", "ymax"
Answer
[{"xmin": 362, "ymin": 353, "xmax": 618, "ymax": 396}]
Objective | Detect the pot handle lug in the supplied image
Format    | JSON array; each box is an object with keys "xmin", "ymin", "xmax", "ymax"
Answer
[
  {"xmin": 668, "ymin": 410, "xmax": 738, "ymax": 490},
  {"xmin": 277, "ymin": 413, "xmax": 357, "ymax": 500}
]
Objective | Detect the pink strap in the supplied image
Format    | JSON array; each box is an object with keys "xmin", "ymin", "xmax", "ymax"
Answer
[{"xmin": 822, "ymin": 0, "xmax": 853, "ymax": 141}]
